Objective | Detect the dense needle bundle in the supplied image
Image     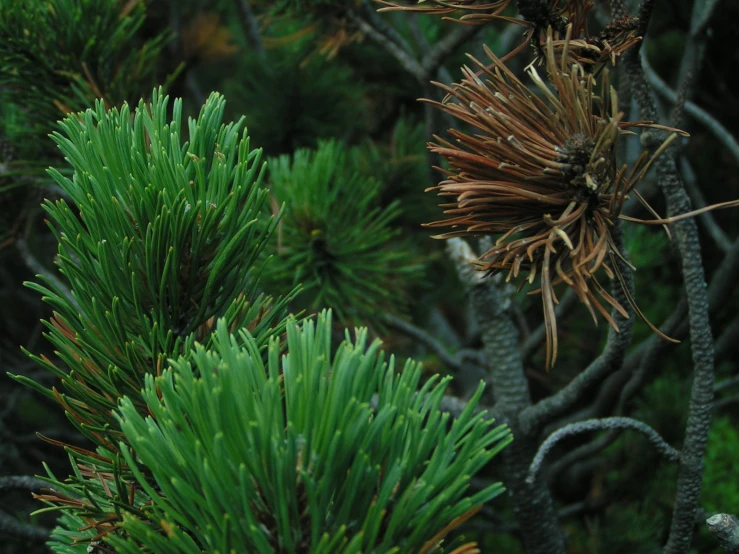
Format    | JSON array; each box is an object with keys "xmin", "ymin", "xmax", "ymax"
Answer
[{"xmin": 424, "ymin": 36, "xmax": 687, "ymax": 368}]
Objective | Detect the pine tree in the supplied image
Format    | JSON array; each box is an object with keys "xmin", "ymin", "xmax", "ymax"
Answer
[{"xmin": 2, "ymin": 0, "xmax": 739, "ymax": 553}]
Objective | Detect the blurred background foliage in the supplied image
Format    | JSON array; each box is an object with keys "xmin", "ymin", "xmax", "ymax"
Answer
[{"xmin": 1, "ymin": 0, "xmax": 738, "ymax": 552}]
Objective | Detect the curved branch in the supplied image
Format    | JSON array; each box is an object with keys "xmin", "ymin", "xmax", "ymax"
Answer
[
  {"xmin": 0, "ymin": 510, "xmax": 50, "ymax": 542},
  {"xmin": 527, "ymin": 417, "xmax": 680, "ymax": 485}
]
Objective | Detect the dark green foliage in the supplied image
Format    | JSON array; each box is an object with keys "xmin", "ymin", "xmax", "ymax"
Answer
[
  {"xmin": 349, "ymin": 116, "xmax": 439, "ymax": 226},
  {"xmin": 262, "ymin": 140, "xmax": 424, "ymax": 328},
  {"xmin": 0, "ymin": 0, "xmax": 175, "ymax": 142},
  {"xmin": 701, "ymin": 416, "xmax": 739, "ymax": 514},
  {"xmin": 10, "ymin": 90, "xmax": 294, "ymax": 451},
  {"xmin": 265, "ymin": 0, "xmax": 358, "ymax": 18},
  {"xmin": 223, "ymin": 45, "xmax": 367, "ymax": 156},
  {"xmin": 105, "ymin": 312, "xmax": 510, "ymax": 553}
]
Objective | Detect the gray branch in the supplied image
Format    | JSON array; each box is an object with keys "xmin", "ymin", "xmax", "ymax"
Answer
[
  {"xmin": 382, "ymin": 313, "xmax": 466, "ymax": 373},
  {"xmin": 420, "ymin": 23, "xmax": 482, "ymax": 78},
  {"xmin": 624, "ymin": 2, "xmax": 716, "ymax": 551},
  {"xmin": 707, "ymin": 514, "xmax": 739, "ymax": 554},
  {"xmin": 233, "ymin": 0, "xmax": 265, "ymax": 58},
  {"xmin": 348, "ymin": 10, "xmax": 426, "ymax": 82},
  {"xmin": 0, "ymin": 476, "xmax": 48, "ymax": 492},
  {"xmin": 448, "ymin": 237, "xmax": 565, "ymax": 554},
  {"xmin": 527, "ymin": 417, "xmax": 680, "ymax": 485},
  {"xmin": 642, "ymin": 49, "xmax": 739, "ymax": 168},
  {"xmin": 0, "ymin": 510, "xmax": 50, "ymax": 542},
  {"xmin": 679, "ymin": 157, "xmax": 733, "ymax": 253}
]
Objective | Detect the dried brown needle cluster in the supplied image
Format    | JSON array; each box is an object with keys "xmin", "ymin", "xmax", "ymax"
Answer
[
  {"xmin": 545, "ymin": 11, "xmax": 642, "ymax": 71},
  {"xmin": 375, "ymin": 1, "xmax": 642, "ymax": 69},
  {"xmin": 424, "ymin": 35, "xmax": 688, "ymax": 368},
  {"xmin": 375, "ymin": 0, "xmax": 511, "ymax": 21}
]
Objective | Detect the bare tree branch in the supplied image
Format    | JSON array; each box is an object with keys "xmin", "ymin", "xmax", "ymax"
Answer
[
  {"xmin": 715, "ymin": 317, "xmax": 739, "ymax": 364},
  {"xmin": 447, "ymin": 237, "xmax": 565, "ymax": 554},
  {"xmin": 707, "ymin": 514, "xmax": 739, "ymax": 554},
  {"xmin": 0, "ymin": 509, "xmax": 50, "ymax": 542},
  {"xmin": 624, "ymin": 3, "xmax": 716, "ymax": 551},
  {"xmin": 527, "ymin": 417, "xmax": 680, "ymax": 486},
  {"xmin": 420, "ymin": 23, "xmax": 482, "ymax": 78},
  {"xmin": 348, "ymin": 10, "xmax": 426, "ymax": 82},
  {"xmin": 382, "ymin": 312, "xmax": 466, "ymax": 373}
]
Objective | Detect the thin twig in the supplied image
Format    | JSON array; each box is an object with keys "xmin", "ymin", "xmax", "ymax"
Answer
[
  {"xmin": 674, "ymin": 0, "xmax": 721, "ymax": 105},
  {"xmin": 527, "ymin": 417, "xmax": 680, "ymax": 485},
  {"xmin": 421, "ymin": 23, "xmax": 483, "ymax": 79},
  {"xmin": 546, "ymin": 430, "xmax": 616, "ymax": 482},
  {"xmin": 361, "ymin": 1, "xmax": 416, "ymax": 56},
  {"xmin": 382, "ymin": 313, "xmax": 465, "ymax": 373},
  {"xmin": 715, "ymin": 317, "xmax": 739, "ymax": 364},
  {"xmin": 348, "ymin": 10, "xmax": 426, "ymax": 82},
  {"xmin": 714, "ymin": 394, "xmax": 739, "ymax": 412},
  {"xmin": 715, "ymin": 374, "xmax": 739, "ymax": 394}
]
